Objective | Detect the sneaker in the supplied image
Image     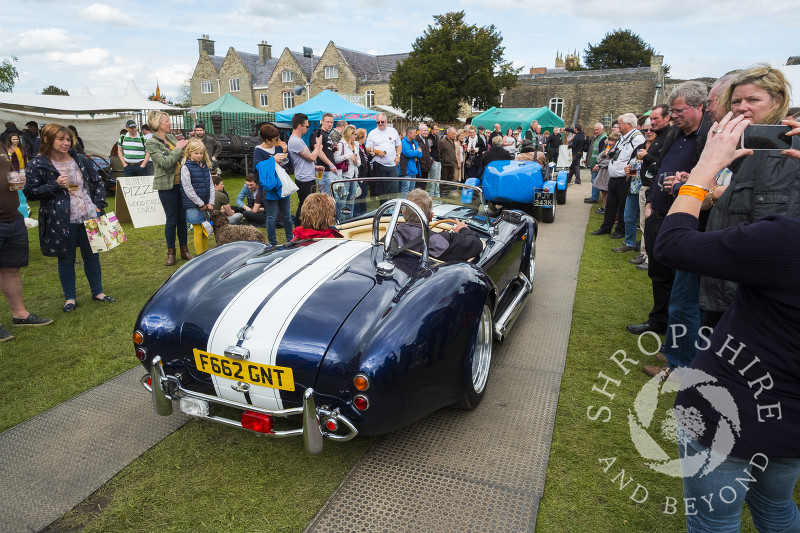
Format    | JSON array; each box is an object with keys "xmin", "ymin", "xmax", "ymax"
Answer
[
  {"xmin": 636, "ymin": 261, "xmax": 649, "ymax": 271},
  {"xmin": 595, "ymin": 207, "xmax": 605, "ymax": 215},
  {"xmin": 629, "ymin": 254, "xmax": 646, "ymax": 265},
  {"xmin": 643, "ymin": 365, "xmax": 671, "ymax": 379},
  {"xmin": 612, "ymin": 245, "xmax": 635, "ymax": 253},
  {"xmin": 0, "ymin": 324, "xmax": 14, "ymax": 342},
  {"xmin": 11, "ymin": 313, "xmax": 53, "ymax": 327},
  {"xmin": 575, "ymin": 180, "xmax": 581, "ymax": 185}
]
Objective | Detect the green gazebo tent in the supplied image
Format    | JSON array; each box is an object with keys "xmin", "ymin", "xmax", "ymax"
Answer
[
  {"xmin": 471, "ymin": 107, "xmax": 565, "ymax": 136},
  {"xmin": 186, "ymin": 93, "xmax": 274, "ymax": 136}
]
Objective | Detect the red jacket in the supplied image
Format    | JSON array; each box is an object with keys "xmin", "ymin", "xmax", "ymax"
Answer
[{"xmin": 291, "ymin": 226, "xmax": 343, "ymax": 241}]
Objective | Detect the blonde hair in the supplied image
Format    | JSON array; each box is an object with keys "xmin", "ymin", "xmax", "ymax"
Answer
[
  {"xmin": 342, "ymin": 124, "xmax": 356, "ymax": 147},
  {"xmin": 147, "ymin": 110, "xmax": 169, "ymax": 132},
  {"xmin": 299, "ymin": 193, "xmax": 336, "ymax": 230},
  {"xmin": 717, "ymin": 64, "xmax": 791, "ymax": 125},
  {"xmin": 355, "ymin": 128, "xmax": 367, "ymax": 143},
  {"xmin": 182, "ymin": 138, "xmax": 211, "ymax": 166}
]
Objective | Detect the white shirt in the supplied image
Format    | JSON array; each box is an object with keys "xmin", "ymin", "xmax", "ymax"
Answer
[
  {"xmin": 609, "ymin": 129, "xmax": 644, "ymax": 178},
  {"xmin": 366, "ymin": 126, "xmax": 401, "ymax": 166}
]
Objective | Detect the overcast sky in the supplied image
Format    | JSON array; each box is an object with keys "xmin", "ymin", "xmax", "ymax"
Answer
[{"xmin": 2, "ymin": 0, "xmax": 797, "ymax": 101}]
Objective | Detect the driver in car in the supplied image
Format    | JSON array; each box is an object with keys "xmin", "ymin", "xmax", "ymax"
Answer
[{"xmin": 393, "ymin": 189, "xmax": 483, "ymax": 262}]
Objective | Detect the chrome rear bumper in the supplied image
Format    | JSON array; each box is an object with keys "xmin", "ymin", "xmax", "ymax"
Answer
[{"xmin": 142, "ymin": 356, "xmax": 358, "ymax": 455}]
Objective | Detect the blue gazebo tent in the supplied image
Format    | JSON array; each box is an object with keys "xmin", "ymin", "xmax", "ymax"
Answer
[{"xmin": 275, "ymin": 90, "xmax": 379, "ymax": 142}]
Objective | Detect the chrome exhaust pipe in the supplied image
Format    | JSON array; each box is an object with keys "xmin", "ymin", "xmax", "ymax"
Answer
[{"xmin": 493, "ymin": 275, "xmax": 532, "ymax": 341}]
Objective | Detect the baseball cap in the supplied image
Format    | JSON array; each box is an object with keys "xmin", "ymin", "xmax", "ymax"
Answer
[{"xmin": 125, "ymin": 120, "xmax": 137, "ymax": 128}]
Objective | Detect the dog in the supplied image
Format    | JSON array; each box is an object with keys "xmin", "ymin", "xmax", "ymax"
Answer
[{"xmin": 209, "ymin": 210, "xmax": 267, "ymax": 246}]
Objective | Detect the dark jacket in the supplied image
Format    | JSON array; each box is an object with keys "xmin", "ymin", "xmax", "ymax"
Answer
[
  {"xmin": 640, "ymin": 125, "xmax": 673, "ymax": 187},
  {"xmin": 547, "ymin": 133, "xmax": 562, "ymax": 156},
  {"xmin": 480, "ymin": 145, "xmax": 513, "ymax": 175},
  {"xmin": 199, "ymin": 134, "xmax": 222, "ymax": 160},
  {"xmin": 393, "ymin": 223, "xmax": 483, "ymax": 262},
  {"xmin": 564, "ymin": 128, "xmax": 587, "ymax": 156},
  {"xmin": 415, "ymin": 134, "xmax": 432, "ymax": 173},
  {"xmin": 24, "ymin": 150, "xmax": 107, "ymax": 257},
  {"xmin": 181, "ymin": 160, "xmax": 213, "ymax": 209},
  {"xmin": 699, "ymin": 142, "xmax": 800, "ymax": 314},
  {"xmin": 645, "ymin": 114, "xmax": 713, "ymax": 204}
]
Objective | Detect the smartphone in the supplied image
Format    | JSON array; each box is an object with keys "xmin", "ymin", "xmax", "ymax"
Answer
[{"xmin": 741, "ymin": 125, "xmax": 798, "ymax": 151}]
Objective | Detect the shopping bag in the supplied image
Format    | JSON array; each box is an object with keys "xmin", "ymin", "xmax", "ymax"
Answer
[
  {"xmin": 276, "ymin": 164, "xmax": 299, "ymax": 198},
  {"xmin": 84, "ymin": 212, "xmax": 127, "ymax": 253}
]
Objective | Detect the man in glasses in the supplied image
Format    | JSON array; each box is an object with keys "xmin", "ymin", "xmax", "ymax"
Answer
[
  {"xmin": 288, "ymin": 113, "xmax": 324, "ymax": 223},
  {"xmin": 366, "ymin": 112, "xmax": 402, "ymax": 195},
  {"xmin": 630, "ymin": 81, "xmax": 712, "ymax": 379}
]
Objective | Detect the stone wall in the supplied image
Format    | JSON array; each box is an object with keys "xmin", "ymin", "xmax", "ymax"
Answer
[
  {"xmin": 503, "ymin": 69, "xmax": 660, "ymax": 127},
  {"xmin": 219, "ymin": 47, "xmax": 253, "ymax": 106},
  {"xmin": 190, "ymin": 53, "xmax": 221, "ymax": 108}
]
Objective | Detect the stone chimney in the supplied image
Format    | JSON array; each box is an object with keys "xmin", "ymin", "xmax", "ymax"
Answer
[
  {"xmin": 198, "ymin": 34, "xmax": 215, "ymax": 57},
  {"xmin": 258, "ymin": 41, "xmax": 272, "ymax": 64},
  {"xmin": 649, "ymin": 54, "xmax": 663, "ymax": 73}
]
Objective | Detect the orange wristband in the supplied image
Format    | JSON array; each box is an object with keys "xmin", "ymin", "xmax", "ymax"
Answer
[{"xmin": 678, "ymin": 185, "xmax": 707, "ymax": 201}]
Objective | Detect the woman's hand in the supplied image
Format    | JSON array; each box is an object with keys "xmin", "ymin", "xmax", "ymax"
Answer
[
  {"xmin": 56, "ymin": 174, "xmax": 69, "ymax": 188},
  {"xmin": 693, "ymin": 113, "xmax": 752, "ymax": 182},
  {"xmin": 176, "ymin": 139, "xmax": 189, "ymax": 150},
  {"xmin": 781, "ymin": 118, "xmax": 800, "ymax": 160}
]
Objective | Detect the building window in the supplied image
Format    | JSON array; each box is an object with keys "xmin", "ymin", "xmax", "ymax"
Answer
[
  {"xmin": 260, "ymin": 93, "xmax": 268, "ymax": 107},
  {"xmin": 549, "ymin": 97, "xmax": 563, "ymax": 118},
  {"xmin": 364, "ymin": 90, "xmax": 374, "ymax": 108},
  {"xmin": 282, "ymin": 91, "xmax": 294, "ymax": 109},
  {"xmin": 229, "ymin": 78, "xmax": 240, "ymax": 92},
  {"xmin": 471, "ymin": 99, "xmax": 483, "ymax": 113},
  {"xmin": 282, "ymin": 70, "xmax": 293, "ymax": 83},
  {"xmin": 328, "ymin": 88, "xmax": 338, "ymax": 93},
  {"xmin": 601, "ymin": 113, "xmax": 613, "ymax": 128},
  {"xmin": 200, "ymin": 81, "xmax": 213, "ymax": 94},
  {"xmin": 324, "ymin": 66, "xmax": 338, "ymax": 79}
]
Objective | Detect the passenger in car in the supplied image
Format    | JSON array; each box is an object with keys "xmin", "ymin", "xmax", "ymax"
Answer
[
  {"xmin": 291, "ymin": 193, "xmax": 343, "ymax": 241},
  {"xmin": 394, "ymin": 189, "xmax": 483, "ymax": 262}
]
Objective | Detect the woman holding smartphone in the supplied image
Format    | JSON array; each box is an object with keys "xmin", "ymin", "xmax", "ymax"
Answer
[{"xmin": 699, "ymin": 64, "xmax": 797, "ymax": 328}]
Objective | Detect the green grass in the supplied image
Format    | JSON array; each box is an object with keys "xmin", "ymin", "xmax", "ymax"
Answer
[{"xmin": 0, "ymin": 175, "xmax": 290, "ymax": 432}]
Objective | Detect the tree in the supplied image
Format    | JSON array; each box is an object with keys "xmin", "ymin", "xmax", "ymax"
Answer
[
  {"xmin": 42, "ymin": 85, "xmax": 69, "ymax": 96},
  {"xmin": 583, "ymin": 29, "xmax": 669, "ymax": 73},
  {"xmin": 0, "ymin": 56, "xmax": 19, "ymax": 92},
  {"xmin": 389, "ymin": 11, "xmax": 519, "ymax": 122},
  {"xmin": 175, "ymin": 77, "xmax": 192, "ymax": 108}
]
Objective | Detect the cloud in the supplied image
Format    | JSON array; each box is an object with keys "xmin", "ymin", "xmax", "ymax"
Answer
[
  {"xmin": 0, "ymin": 28, "xmax": 84, "ymax": 53},
  {"xmin": 78, "ymin": 3, "xmax": 137, "ymax": 26},
  {"xmin": 43, "ymin": 47, "xmax": 116, "ymax": 69}
]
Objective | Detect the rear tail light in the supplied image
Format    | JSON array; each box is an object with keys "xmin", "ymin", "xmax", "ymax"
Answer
[
  {"xmin": 241, "ymin": 410, "xmax": 274, "ymax": 434},
  {"xmin": 353, "ymin": 395, "xmax": 370, "ymax": 411},
  {"xmin": 353, "ymin": 373, "xmax": 370, "ymax": 391},
  {"xmin": 135, "ymin": 347, "xmax": 147, "ymax": 361},
  {"xmin": 325, "ymin": 418, "xmax": 339, "ymax": 432}
]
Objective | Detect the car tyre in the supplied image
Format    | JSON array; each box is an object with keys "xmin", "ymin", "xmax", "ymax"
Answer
[
  {"xmin": 541, "ymin": 202, "xmax": 556, "ymax": 223},
  {"xmin": 456, "ymin": 303, "xmax": 493, "ymax": 410},
  {"xmin": 556, "ymin": 187, "xmax": 567, "ymax": 205}
]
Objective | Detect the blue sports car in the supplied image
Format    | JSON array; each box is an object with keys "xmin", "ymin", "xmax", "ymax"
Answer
[{"xmin": 134, "ymin": 178, "xmax": 536, "ymax": 453}]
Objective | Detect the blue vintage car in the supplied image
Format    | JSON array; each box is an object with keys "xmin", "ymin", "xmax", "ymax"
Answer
[
  {"xmin": 134, "ymin": 178, "xmax": 536, "ymax": 454},
  {"xmin": 482, "ymin": 160, "xmax": 568, "ymax": 223}
]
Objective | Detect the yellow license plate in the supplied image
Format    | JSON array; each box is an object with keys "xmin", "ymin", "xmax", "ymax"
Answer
[{"xmin": 193, "ymin": 349, "xmax": 295, "ymax": 391}]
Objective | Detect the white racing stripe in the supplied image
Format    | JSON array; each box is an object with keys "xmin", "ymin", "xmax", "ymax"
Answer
[{"xmin": 206, "ymin": 240, "xmax": 372, "ymax": 409}]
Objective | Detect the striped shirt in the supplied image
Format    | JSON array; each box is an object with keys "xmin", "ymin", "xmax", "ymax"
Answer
[{"xmin": 118, "ymin": 134, "xmax": 147, "ymax": 163}]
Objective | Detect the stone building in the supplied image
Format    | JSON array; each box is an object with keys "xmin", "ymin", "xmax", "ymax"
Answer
[
  {"xmin": 189, "ymin": 35, "xmax": 408, "ymax": 113},
  {"xmin": 501, "ymin": 55, "xmax": 668, "ymax": 127}
]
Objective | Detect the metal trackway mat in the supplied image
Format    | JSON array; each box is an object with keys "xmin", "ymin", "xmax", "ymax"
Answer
[
  {"xmin": 0, "ymin": 367, "xmax": 190, "ymax": 533},
  {"xmin": 306, "ymin": 177, "xmax": 590, "ymax": 533}
]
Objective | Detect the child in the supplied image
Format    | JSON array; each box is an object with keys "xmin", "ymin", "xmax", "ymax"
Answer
[
  {"xmin": 592, "ymin": 132, "xmax": 619, "ymax": 213},
  {"xmin": 292, "ymin": 193, "xmax": 343, "ymax": 240},
  {"xmin": 212, "ymin": 175, "xmax": 243, "ymax": 225},
  {"xmin": 180, "ymin": 139, "xmax": 214, "ymax": 254}
]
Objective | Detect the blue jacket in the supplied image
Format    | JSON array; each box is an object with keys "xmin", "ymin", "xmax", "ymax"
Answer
[
  {"xmin": 180, "ymin": 160, "xmax": 212, "ymax": 209},
  {"xmin": 400, "ymin": 137, "xmax": 422, "ymax": 177},
  {"xmin": 255, "ymin": 157, "xmax": 282, "ymax": 201},
  {"xmin": 236, "ymin": 184, "xmax": 255, "ymax": 208}
]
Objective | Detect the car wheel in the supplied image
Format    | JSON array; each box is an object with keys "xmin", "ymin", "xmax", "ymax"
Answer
[
  {"xmin": 556, "ymin": 187, "xmax": 567, "ymax": 205},
  {"xmin": 541, "ymin": 202, "xmax": 556, "ymax": 223},
  {"xmin": 456, "ymin": 303, "xmax": 493, "ymax": 410}
]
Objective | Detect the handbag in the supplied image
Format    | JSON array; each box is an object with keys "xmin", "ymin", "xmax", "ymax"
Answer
[
  {"xmin": 335, "ymin": 160, "xmax": 349, "ymax": 172},
  {"xmin": 275, "ymin": 163, "xmax": 299, "ymax": 198},
  {"xmin": 84, "ymin": 212, "xmax": 126, "ymax": 253}
]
